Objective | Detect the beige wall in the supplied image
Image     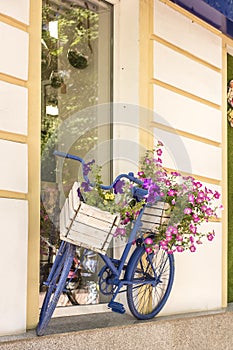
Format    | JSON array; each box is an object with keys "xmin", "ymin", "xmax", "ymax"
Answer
[
  {"xmin": 151, "ymin": 0, "xmax": 226, "ymax": 313},
  {"xmin": 0, "ymin": 0, "xmax": 230, "ymax": 337},
  {"xmin": 0, "ymin": 0, "xmax": 41, "ymax": 335}
]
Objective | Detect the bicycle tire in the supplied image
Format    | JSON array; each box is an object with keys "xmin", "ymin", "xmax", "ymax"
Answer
[
  {"xmin": 36, "ymin": 243, "xmax": 76, "ymax": 336},
  {"xmin": 39, "ymin": 241, "xmax": 68, "ymax": 322},
  {"xmin": 126, "ymin": 245, "xmax": 174, "ymax": 320}
]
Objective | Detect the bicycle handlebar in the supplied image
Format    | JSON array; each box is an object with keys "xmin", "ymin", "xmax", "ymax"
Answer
[{"xmin": 54, "ymin": 150, "xmax": 144, "ymax": 190}]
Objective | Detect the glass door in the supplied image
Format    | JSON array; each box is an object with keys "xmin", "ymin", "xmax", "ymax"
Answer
[{"xmin": 40, "ymin": 0, "xmax": 113, "ymax": 310}]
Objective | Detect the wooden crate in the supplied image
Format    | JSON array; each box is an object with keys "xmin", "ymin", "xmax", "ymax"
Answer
[
  {"xmin": 60, "ymin": 182, "xmax": 120, "ymax": 253},
  {"xmin": 141, "ymin": 201, "xmax": 170, "ymax": 233}
]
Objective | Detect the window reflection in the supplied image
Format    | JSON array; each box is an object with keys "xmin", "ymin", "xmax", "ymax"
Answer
[{"xmin": 40, "ymin": 0, "xmax": 113, "ymax": 308}]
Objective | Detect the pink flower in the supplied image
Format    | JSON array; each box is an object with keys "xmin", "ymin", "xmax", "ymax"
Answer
[
  {"xmin": 176, "ymin": 234, "xmax": 183, "ymax": 241},
  {"xmin": 177, "ymin": 246, "xmax": 184, "ymax": 253},
  {"xmin": 145, "ymin": 247, "xmax": 153, "ymax": 253},
  {"xmin": 144, "ymin": 237, "xmax": 153, "ymax": 245},
  {"xmin": 184, "ymin": 207, "xmax": 192, "ymax": 215},
  {"xmin": 214, "ymin": 191, "xmax": 221, "ymax": 199},
  {"xmin": 193, "ymin": 181, "xmax": 202, "ymax": 189},
  {"xmin": 192, "ymin": 214, "xmax": 200, "ymax": 223},
  {"xmin": 189, "ymin": 245, "xmax": 196, "ymax": 252},
  {"xmin": 171, "ymin": 171, "xmax": 181, "ymax": 176},
  {"xmin": 207, "ymin": 232, "xmax": 215, "ymax": 241},
  {"xmin": 156, "ymin": 149, "xmax": 163, "ymax": 156},
  {"xmin": 189, "ymin": 224, "xmax": 197, "ymax": 234},
  {"xmin": 201, "ymin": 205, "xmax": 207, "ymax": 212},
  {"xmin": 160, "ymin": 240, "xmax": 168, "ymax": 250},
  {"xmin": 205, "ymin": 208, "xmax": 213, "ymax": 216},
  {"xmin": 190, "ymin": 236, "xmax": 194, "ymax": 244},
  {"xmin": 168, "ymin": 189, "xmax": 177, "ymax": 196},
  {"xmin": 138, "ymin": 171, "xmax": 144, "ymax": 177},
  {"xmin": 188, "ymin": 194, "xmax": 195, "ymax": 203}
]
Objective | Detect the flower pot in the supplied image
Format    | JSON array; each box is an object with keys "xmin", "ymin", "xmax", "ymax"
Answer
[{"xmin": 67, "ymin": 49, "xmax": 88, "ymax": 69}]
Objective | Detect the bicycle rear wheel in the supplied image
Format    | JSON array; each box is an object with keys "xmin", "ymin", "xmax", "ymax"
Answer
[
  {"xmin": 126, "ymin": 246, "xmax": 174, "ymax": 320},
  {"xmin": 36, "ymin": 242, "xmax": 76, "ymax": 336}
]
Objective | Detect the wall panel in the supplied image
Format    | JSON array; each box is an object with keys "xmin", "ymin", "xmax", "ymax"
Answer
[
  {"xmin": 0, "ymin": 22, "xmax": 29, "ymax": 80},
  {"xmin": 0, "ymin": 198, "xmax": 28, "ymax": 335},
  {"xmin": 0, "ymin": 81, "xmax": 28, "ymax": 135},
  {"xmin": 154, "ymin": 41, "xmax": 222, "ymax": 105},
  {"xmin": 0, "ymin": 0, "xmax": 30, "ymax": 25},
  {"xmin": 0, "ymin": 139, "xmax": 28, "ymax": 193},
  {"xmin": 154, "ymin": 0, "xmax": 222, "ymax": 68},
  {"xmin": 154, "ymin": 85, "xmax": 221, "ymax": 142},
  {"xmin": 154, "ymin": 129, "xmax": 221, "ymax": 179},
  {"xmin": 152, "ymin": 0, "xmax": 224, "ymax": 314}
]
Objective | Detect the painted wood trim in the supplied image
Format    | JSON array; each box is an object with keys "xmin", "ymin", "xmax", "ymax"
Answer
[
  {"xmin": 0, "ymin": 13, "xmax": 29, "ymax": 32},
  {"xmin": 151, "ymin": 34, "xmax": 221, "ymax": 73},
  {"xmin": 150, "ymin": 121, "xmax": 221, "ymax": 147},
  {"xmin": 0, "ymin": 130, "xmax": 28, "ymax": 143},
  {"xmin": 152, "ymin": 78, "xmax": 221, "ymax": 110},
  {"xmin": 0, "ymin": 190, "xmax": 27, "ymax": 200},
  {"xmin": 139, "ymin": 0, "xmax": 154, "ymax": 151},
  {"xmin": 26, "ymin": 0, "xmax": 41, "ymax": 329},
  {"xmin": 165, "ymin": 166, "xmax": 221, "ymax": 186},
  {"xmin": 0, "ymin": 72, "xmax": 27, "ymax": 87},
  {"xmin": 221, "ymin": 41, "xmax": 228, "ymax": 308}
]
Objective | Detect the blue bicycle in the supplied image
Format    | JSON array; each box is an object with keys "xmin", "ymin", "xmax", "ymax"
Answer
[{"xmin": 36, "ymin": 152, "xmax": 175, "ymax": 336}]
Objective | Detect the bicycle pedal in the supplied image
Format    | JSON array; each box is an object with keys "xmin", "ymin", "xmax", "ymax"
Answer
[{"xmin": 108, "ymin": 301, "xmax": 125, "ymax": 314}]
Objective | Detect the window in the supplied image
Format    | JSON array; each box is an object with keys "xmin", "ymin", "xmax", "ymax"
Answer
[{"xmin": 40, "ymin": 0, "xmax": 113, "ymax": 312}]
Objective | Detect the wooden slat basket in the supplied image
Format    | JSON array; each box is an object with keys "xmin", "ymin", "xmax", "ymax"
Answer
[
  {"xmin": 60, "ymin": 182, "xmax": 120, "ymax": 254},
  {"xmin": 141, "ymin": 201, "xmax": 170, "ymax": 233}
]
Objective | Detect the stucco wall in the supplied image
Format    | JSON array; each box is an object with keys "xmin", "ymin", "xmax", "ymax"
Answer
[
  {"xmin": 152, "ymin": 0, "xmax": 223, "ymax": 314},
  {"xmin": 0, "ymin": 0, "xmax": 29, "ymax": 335}
]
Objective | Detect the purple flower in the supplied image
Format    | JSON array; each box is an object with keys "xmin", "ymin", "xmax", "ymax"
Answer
[
  {"xmin": 146, "ymin": 183, "xmax": 160, "ymax": 203},
  {"xmin": 113, "ymin": 227, "xmax": 126, "ymax": 237},
  {"xmin": 113, "ymin": 180, "xmax": 125, "ymax": 194},
  {"xmin": 142, "ymin": 178, "xmax": 153, "ymax": 189},
  {"xmin": 81, "ymin": 181, "xmax": 92, "ymax": 192},
  {"xmin": 83, "ymin": 160, "xmax": 95, "ymax": 176},
  {"xmin": 156, "ymin": 148, "xmax": 163, "ymax": 156}
]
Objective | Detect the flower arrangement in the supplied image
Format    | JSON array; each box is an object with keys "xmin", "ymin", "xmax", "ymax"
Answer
[
  {"xmin": 137, "ymin": 142, "xmax": 222, "ymax": 253},
  {"xmin": 81, "ymin": 161, "xmax": 145, "ymax": 237},
  {"xmin": 81, "ymin": 141, "xmax": 222, "ymax": 254}
]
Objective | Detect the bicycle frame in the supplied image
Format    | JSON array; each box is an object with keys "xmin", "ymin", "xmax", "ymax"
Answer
[
  {"xmin": 54, "ymin": 151, "xmax": 158, "ymax": 306},
  {"xmin": 37, "ymin": 151, "xmax": 175, "ymax": 335}
]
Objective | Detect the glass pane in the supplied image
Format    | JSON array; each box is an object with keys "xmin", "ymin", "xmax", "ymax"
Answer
[{"xmin": 40, "ymin": 0, "xmax": 113, "ymax": 308}]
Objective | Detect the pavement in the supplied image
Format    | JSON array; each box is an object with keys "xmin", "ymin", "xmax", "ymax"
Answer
[{"xmin": 0, "ymin": 304, "xmax": 233, "ymax": 349}]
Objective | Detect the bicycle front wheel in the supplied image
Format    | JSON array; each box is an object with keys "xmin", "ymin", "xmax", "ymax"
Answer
[
  {"xmin": 126, "ymin": 246, "xmax": 174, "ymax": 320},
  {"xmin": 36, "ymin": 242, "xmax": 76, "ymax": 336}
]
